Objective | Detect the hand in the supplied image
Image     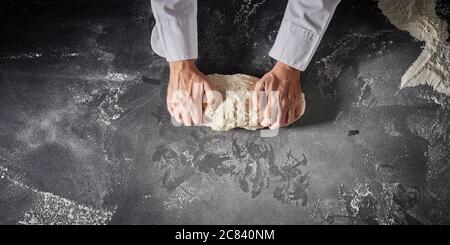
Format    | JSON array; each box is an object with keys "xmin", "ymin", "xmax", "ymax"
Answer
[
  {"xmin": 167, "ymin": 60, "xmax": 215, "ymax": 126},
  {"xmin": 252, "ymin": 61, "xmax": 303, "ymax": 129}
]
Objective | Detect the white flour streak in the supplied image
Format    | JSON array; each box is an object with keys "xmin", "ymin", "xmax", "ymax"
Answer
[
  {"xmin": 0, "ymin": 52, "xmax": 43, "ymax": 60},
  {"xmin": 3, "ymin": 174, "xmax": 115, "ymax": 225}
]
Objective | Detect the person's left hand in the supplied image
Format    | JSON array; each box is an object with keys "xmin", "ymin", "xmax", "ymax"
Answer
[{"xmin": 252, "ymin": 61, "xmax": 304, "ymax": 129}]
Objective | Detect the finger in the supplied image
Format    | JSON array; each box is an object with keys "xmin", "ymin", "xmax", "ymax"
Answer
[
  {"xmin": 270, "ymin": 117, "xmax": 280, "ymax": 129},
  {"xmin": 173, "ymin": 103, "xmax": 191, "ymax": 126},
  {"xmin": 257, "ymin": 89, "xmax": 268, "ymax": 124},
  {"xmin": 262, "ymin": 91, "xmax": 279, "ymax": 128},
  {"xmin": 287, "ymin": 108, "xmax": 297, "ymax": 125},
  {"xmin": 260, "ymin": 91, "xmax": 271, "ymax": 127},
  {"xmin": 261, "ymin": 79, "xmax": 272, "ymax": 127},
  {"xmin": 181, "ymin": 108, "xmax": 192, "ymax": 126},
  {"xmin": 252, "ymin": 80, "xmax": 265, "ymax": 112},
  {"xmin": 269, "ymin": 95, "xmax": 284, "ymax": 130},
  {"xmin": 172, "ymin": 108, "xmax": 183, "ymax": 124},
  {"xmin": 167, "ymin": 99, "xmax": 175, "ymax": 115},
  {"xmin": 295, "ymin": 104, "xmax": 304, "ymax": 121},
  {"xmin": 262, "ymin": 78, "xmax": 275, "ymax": 123},
  {"xmin": 203, "ymin": 81, "xmax": 219, "ymax": 110},
  {"xmin": 172, "ymin": 90, "xmax": 187, "ymax": 106},
  {"xmin": 286, "ymin": 85, "xmax": 302, "ymax": 121},
  {"xmin": 190, "ymin": 82, "xmax": 203, "ymax": 125},
  {"xmin": 269, "ymin": 105, "xmax": 280, "ymax": 129},
  {"xmin": 167, "ymin": 88, "xmax": 176, "ymax": 115},
  {"xmin": 278, "ymin": 99, "xmax": 289, "ymax": 127}
]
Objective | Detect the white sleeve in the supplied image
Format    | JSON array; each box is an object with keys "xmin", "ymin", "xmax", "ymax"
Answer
[
  {"xmin": 269, "ymin": 0, "xmax": 341, "ymax": 71},
  {"xmin": 150, "ymin": 0, "xmax": 198, "ymax": 62}
]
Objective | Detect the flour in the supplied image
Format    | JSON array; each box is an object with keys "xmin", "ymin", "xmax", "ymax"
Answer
[
  {"xmin": 2, "ymin": 173, "xmax": 114, "ymax": 225},
  {"xmin": 378, "ymin": 0, "xmax": 450, "ymax": 95},
  {"xmin": 203, "ymin": 74, "xmax": 306, "ymax": 131}
]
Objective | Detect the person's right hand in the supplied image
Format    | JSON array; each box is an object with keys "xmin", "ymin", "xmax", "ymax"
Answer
[{"xmin": 167, "ymin": 60, "xmax": 216, "ymax": 126}]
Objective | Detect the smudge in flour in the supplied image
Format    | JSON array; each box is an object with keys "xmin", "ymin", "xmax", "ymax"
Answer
[
  {"xmin": 311, "ymin": 180, "xmax": 424, "ymax": 225},
  {"xmin": 383, "ymin": 121, "xmax": 401, "ymax": 137},
  {"xmin": 273, "ymin": 151, "xmax": 308, "ymax": 206}
]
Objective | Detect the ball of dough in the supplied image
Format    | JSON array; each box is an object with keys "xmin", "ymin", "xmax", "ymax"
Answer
[{"xmin": 203, "ymin": 74, "xmax": 306, "ymax": 131}]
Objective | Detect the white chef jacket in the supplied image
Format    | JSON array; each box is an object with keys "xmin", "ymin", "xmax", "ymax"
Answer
[{"xmin": 150, "ymin": 0, "xmax": 340, "ymax": 71}]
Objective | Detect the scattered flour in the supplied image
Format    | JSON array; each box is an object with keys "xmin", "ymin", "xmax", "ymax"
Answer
[
  {"xmin": 234, "ymin": 0, "xmax": 267, "ymax": 25},
  {"xmin": 3, "ymin": 174, "xmax": 114, "ymax": 225},
  {"xmin": 378, "ymin": 0, "xmax": 450, "ymax": 95},
  {"xmin": 19, "ymin": 191, "xmax": 114, "ymax": 225},
  {"xmin": 0, "ymin": 52, "xmax": 42, "ymax": 60}
]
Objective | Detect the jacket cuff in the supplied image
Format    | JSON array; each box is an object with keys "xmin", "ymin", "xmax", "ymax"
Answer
[
  {"xmin": 269, "ymin": 20, "xmax": 319, "ymax": 71},
  {"xmin": 151, "ymin": 18, "xmax": 198, "ymax": 62}
]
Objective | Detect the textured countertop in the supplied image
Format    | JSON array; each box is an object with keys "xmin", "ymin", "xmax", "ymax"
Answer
[{"xmin": 0, "ymin": 0, "xmax": 449, "ymax": 224}]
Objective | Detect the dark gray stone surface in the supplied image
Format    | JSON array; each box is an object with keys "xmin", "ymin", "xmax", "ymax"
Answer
[{"xmin": 0, "ymin": 0, "xmax": 449, "ymax": 225}]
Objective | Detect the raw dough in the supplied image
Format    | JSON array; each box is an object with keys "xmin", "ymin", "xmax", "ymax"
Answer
[
  {"xmin": 203, "ymin": 74, "xmax": 306, "ymax": 131},
  {"xmin": 379, "ymin": 0, "xmax": 450, "ymax": 95}
]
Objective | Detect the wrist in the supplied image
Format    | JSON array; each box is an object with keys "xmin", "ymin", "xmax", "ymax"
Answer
[
  {"xmin": 273, "ymin": 61, "xmax": 300, "ymax": 74},
  {"xmin": 169, "ymin": 59, "xmax": 197, "ymax": 72},
  {"xmin": 272, "ymin": 61, "xmax": 301, "ymax": 82}
]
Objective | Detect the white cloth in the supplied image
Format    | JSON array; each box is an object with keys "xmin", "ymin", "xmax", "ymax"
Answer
[
  {"xmin": 150, "ymin": 0, "xmax": 340, "ymax": 71},
  {"xmin": 150, "ymin": 0, "xmax": 198, "ymax": 61}
]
